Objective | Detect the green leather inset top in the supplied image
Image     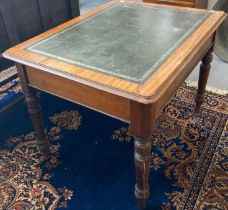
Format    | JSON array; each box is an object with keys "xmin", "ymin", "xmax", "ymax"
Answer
[{"xmin": 27, "ymin": 3, "xmax": 210, "ymax": 83}]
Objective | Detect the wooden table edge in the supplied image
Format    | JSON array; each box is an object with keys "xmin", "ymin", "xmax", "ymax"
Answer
[{"xmin": 2, "ymin": 1, "xmax": 227, "ymax": 105}]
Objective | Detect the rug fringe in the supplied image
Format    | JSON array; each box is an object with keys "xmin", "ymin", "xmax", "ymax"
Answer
[{"xmin": 185, "ymin": 80, "xmax": 228, "ymax": 95}]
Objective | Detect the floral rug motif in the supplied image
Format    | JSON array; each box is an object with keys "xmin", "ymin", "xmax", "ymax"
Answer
[
  {"xmin": 0, "ymin": 84, "xmax": 227, "ymax": 210},
  {"xmin": 0, "ymin": 111, "xmax": 81, "ymax": 209},
  {"xmin": 0, "ymin": 76, "xmax": 23, "ymax": 112},
  {"xmin": 193, "ymin": 120, "xmax": 228, "ymax": 210}
]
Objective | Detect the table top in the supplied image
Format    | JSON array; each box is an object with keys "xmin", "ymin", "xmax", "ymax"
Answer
[
  {"xmin": 26, "ymin": 3, "xmax": 209, "ymax": 83},
  {"xmin": 3, "ymin": 0, "xmax": 226, "ymax": 103}
]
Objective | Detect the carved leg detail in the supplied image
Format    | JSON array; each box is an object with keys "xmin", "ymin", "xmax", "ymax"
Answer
[
  {"xmin": 16, "ymin": 64, "xmax": 49, "ymax": 159},
  {"xmin": 195, "ymin": 48, "xmax": 213, "ymax": 113},
  {"xmin": 134, "ymin": 138, "xmax": 151, "ymax": 210},
  {"xmin": 25, "ymin": 92, "xmax": 49, "ymax": 159}
]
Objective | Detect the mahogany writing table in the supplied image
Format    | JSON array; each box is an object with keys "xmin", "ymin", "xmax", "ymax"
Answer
[{"xmin": 3, "ymin": 1, "xmax": 226, "ymax": 209}]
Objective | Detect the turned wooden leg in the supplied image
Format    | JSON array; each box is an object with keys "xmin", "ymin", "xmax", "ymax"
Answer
[
  {"xmin": 16, "ymin": 64, "xmax": 49, "ymax": 159},
  {"xmin": 24, "ymin": 91, "xmax": 49, "ymax": 158},
  {"xmin": 130, "ymin": 101, "xmax": 155, "ymax": 210},
  {"xmin": 195, "ymin": 48, "xmax": 213, "ymax": 113},
  {"xmin": 134, "ymin": 138, "xmax": 151, "ymax": 210}
]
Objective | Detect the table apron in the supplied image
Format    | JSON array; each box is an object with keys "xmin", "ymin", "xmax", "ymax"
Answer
[
  {"xmin": 143, "ymin": 0, "xmax": 194, "ymax": 7},
  {"xmin": 25, "ymin": 66, "xmax": 130, "ymax": 122},
  {"xmin": 151, "ymin": 33, "xmax": 214, "ymax": 118}
]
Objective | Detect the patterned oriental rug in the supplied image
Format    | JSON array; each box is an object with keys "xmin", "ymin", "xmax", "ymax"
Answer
[
  {"xmin": 0, "ymin": 84, "xmax": 227, "ymax": 210},
  {"xmin": 0, "ymin": 67, "xmax": 23, "ymax": 112}
]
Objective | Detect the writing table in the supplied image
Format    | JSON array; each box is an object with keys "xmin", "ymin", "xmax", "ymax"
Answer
[{"xmin": 3, "ymin": 1, "xmax": 226, "ymax": 209}]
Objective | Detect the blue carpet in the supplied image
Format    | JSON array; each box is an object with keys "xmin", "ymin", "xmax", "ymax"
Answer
[{"xmin": 0, "ymin": 85, "xmax": 227, "ymax": 210}]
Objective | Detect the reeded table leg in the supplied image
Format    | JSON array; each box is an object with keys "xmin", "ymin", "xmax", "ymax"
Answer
[
  {"xmin": 195, "ymin": 48, "xmax": 213, "ymax": 113},
  {"xmin": 130, "ymin": 101, "xmax": 155, "ymax": 210},
  {"xmin": 16, "ymin": 64, "xmax": 49, "ymax": 159}
]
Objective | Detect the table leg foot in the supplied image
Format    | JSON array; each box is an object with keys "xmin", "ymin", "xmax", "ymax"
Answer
[
  {"xmin": 195, "ymin": 48, "xmax": 213, "ymax": 113},
  {"xmin": 134, "ymin": 138, "xmax": 151, "ymax": 210},
  {"xmin": 136, "ymin": 197, "xmax": 147, "ymax": 210}
]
